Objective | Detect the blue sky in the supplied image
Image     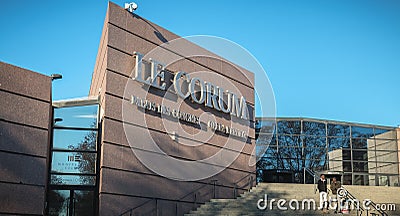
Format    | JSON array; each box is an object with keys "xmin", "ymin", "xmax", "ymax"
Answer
[{"xmin": 1, "ymin": 0, "xmax": 399, "ymax": 126}]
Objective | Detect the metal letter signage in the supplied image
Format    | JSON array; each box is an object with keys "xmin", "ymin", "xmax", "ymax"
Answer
[{"xmin": 132, "ymin": 52, "xmax": 249, "ymax": 120}]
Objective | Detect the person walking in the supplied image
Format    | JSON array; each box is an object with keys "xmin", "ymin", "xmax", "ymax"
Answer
[
  {"xmin": 330, "ymin": 177, "xmax": 342, "ymax": 214},
  {"xmin": 318, "ymin": 174, "xmax": 328, "ymax": 213}
]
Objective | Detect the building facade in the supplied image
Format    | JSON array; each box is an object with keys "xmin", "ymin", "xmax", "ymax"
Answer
[
  {"xmin": 1, "ymin": 2, "xmax": 256, "ymax": 215},
  {"xmin": 1, "ymin": 2, "xmax": 399, "ymax": 216},
  {"xmin": 256, "ymin": 117, "xmax": 400, "ymax": 187}
]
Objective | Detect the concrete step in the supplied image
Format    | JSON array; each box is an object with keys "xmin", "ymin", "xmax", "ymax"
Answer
[{"xmin": 186, "ymin": 183, "xmax": 400, "ymax": 216}]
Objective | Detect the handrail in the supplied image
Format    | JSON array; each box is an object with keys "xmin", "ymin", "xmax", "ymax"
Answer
[
  {"xmin": 119, "ymin": 173, "xmax": 256, "ymax": 215},
  {"xmin": 340, "ymin": 186, "xmax": 365, "ymax": 216},
  {"xmin": 340, "ymin": 186, "xmax": 388, "ymax": 216},
  {"xmin": 303, "ymin": 167, "xmax": 318, "ymax": 194},
  {"xmin": 118, "ymin": 198, "xmax": 155, "ymax": 216},
  {"xmin": 234, "ymin": 171, "xmax": 256, "ymax": 192},
  {"xmin": 367, "ymin": 199, "xmax": 388, "ymax": 216}
]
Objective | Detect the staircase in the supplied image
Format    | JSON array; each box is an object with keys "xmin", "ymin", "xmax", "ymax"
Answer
[{"xmin": 185, "ymin": 183, "xmax": 400, "ymax": 216}]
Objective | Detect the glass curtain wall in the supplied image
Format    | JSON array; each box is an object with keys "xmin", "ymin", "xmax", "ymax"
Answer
[{"xmin": 256, "ymin": 118, "xmax": 400, "ymax": 186}]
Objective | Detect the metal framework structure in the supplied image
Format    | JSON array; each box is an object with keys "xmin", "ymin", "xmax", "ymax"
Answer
[{"xmin": 256, "ymin": 117, "xmax": 400, "ymax": 187}]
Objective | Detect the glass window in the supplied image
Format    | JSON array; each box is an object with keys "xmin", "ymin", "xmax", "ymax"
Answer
[
  {"xmin": 303, "ymin": 135, "xmax": 326, "ymax": 148},
  {"xmin": 328, "ymin": 137, "xmax": 350, "ymax": 150},
  {"xmin": 352, "ymin": 138, "xmax": 368, "ymax": 149},
  {"xmin": 54, "ymin": 105, "xmax": 98, "ymax": 129},
  {"xmin": 328, "ymin": 124, "xmax": 350, "ymax": 137},
  {"xmin": 278, "ymin": 134, "xmax": 302, "ymax": 147},
  {"xmin": 50, "ymin": 174, "xmax": 96, "ymax": 186},
  {"xmin": 277, "ymin": 158, "xmax": 302, "ymax": 171},
  {"xmin": 353, "ymin": 161, "xmax": 369, "ymax": 172},
  {"xmin": 374, "ymin": 128, "xmax": 397, "ymax": 139},
  {"xmin": 303, "ymin": 121, "xmax": 326, "ymax": 136},
  {"xmin": 277, "ymin": 121, "xmax": 301, "ymax": 134},
  {"xmin": 306, "ymin": 159, "xmax": 326, "ymax": 172},
  {"xmin": 53, "ymin": 129, "xmax": 97, "ymax": 151},
  {"xmin": 351, "ymin": 126, "xmax": 374, "ymax": 139},
  {"xmin": 48, "ymin": 190, "xmax": 70, "ymax": 216},
  {"xmin": 303, "ymin": 147, "xmax": 327, "ymax": 160},
  {"xmin": 353, "ymin": 174, "xmax": 369, "ymax": 185},
  {"xmin": 328, "ymin": 149, "xmax": 351, "ymax": 161},
  {"xmin": 263, "ymin": 146, "xmax": 278, "ymax": 158},
  {"xmin": 74, "ymin": 190, "xmax": 95, "ymax": 215},
  {"xmin": 343, "ymin": 173, "xmax": 352, "ymax": 185},
  {"xmin": 342, "ymin": 149, "xmax": 352, "ymax": 160},
  {"xmin": 51, "ymin": 152, "xmax": 96, "ymax": 174},
  {"xmin": 278, "ymin": 146, "xmax": 303, "ymax": 159},
  {"xmin": 258, "ymin": 157, "xmax": 278, "ymax": 170},
  {"xmin": 352, "ymin": 150, "xmax": 368, "ymax": 161},
  {"xmin": 343, "ymin": 162, "xmax": 352, "ymax": 172}
]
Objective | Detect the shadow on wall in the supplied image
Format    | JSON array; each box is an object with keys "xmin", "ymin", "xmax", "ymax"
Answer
[{"xmin": 131, "ymin": 13, "xmax": 168, "ymax": 44}]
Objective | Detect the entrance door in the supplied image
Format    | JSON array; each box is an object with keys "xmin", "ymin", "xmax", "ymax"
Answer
[{"xmin": 48, "ymin": 189, "xmax": 95, "ymax": 216}]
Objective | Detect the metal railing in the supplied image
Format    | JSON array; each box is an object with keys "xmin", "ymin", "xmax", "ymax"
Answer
[
  {"xmin": 118, "ymin": 174, "xmax": 255, "ymax": 216},
  {"xmin": 340, "ymin": 186, "xmax": 388, "ymax": 216},
  {"xmin": 303, "ymin": 167, "xmax": 318, "ymax": 194}
]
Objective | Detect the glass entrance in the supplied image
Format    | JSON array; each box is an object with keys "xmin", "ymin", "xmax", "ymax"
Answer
[
  {"xmin": 48, "ymin": 190, "xmax": 94, "ymax": 216},
  {"xmin": 47, "ymin": 99, "xmax": 100, "ymax": 216}
]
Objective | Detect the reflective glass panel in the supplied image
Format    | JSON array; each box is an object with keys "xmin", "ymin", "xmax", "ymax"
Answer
[
  {"xmin": 343, "ymin": 162, "xmax": 352, "ymax": 172},
  {"xmin": 303, "ymin": 147, "xmax": 327, "ymax": 160},
  {"xmin": 263, "ymin": 145, "xmax": 278, "ymax": 158},
  {"xmin": 374, "ymin": 128, "xmax": 397, "ymax": 139},
  {"xmin": 327, "ymin": 124, "xmax": 350, "ymax": 137},
  {"xmin": 328, "ymin": 137, "xmax": 350, "ymax": 150},
  {"xmin": 342, "ymin": 149, "xmax": 351, "ymax": 160},
  {"xmin": 278, "ymin": 146, "xmax": 302, "ymax": 159},
  {"xmin": 353, "ymin": 161, "xmax": 369, "ymax": 172},
  {"xmin": 51, "ymin": 174, "xmax": 96, "ymax": 186},
  {"xmin": 48, "ymin": 190, "xmax": 69, "ymax": 216},
  {"xmin": 306, "ymin": 159, "xmax": 326, "ymax": 171},
  {"xmin": 74, "ymin": 190, "xmax": 94, "ymax": 215},
  {"xmin": 258, "ymin": 157, "xmax": 278, "ymax": 170},
  {"xmin": 278, "ymin": 134, "xmax": 302, "ymax": 147},
  {"xmin": 353, "ymin": 174, "xmax": 369, "ymax": 185},
  {"xmin": 327, "ymin": 148, "xmax": 351, "ymax": 161},
  {"xmin": 51, "ymin": 152, "xmax": 96, "ymax": 174},
  {"xmin": 343, "ymin": 173, "xmax": 352, "ymax": 185},
  {"xmin": 303, "ymin": 135, "xmax": 326, "ymax": 148},
  {"xmin": 54, "ymin": 105, "xmax": 98, "ymax": 128},
  {"xmin": 351, "ymin": 126, "xmax": 374, "ymax": 139},
  {"xmin": 53, "ymin": 129, "xmax": 97, "ymax": 151},
  {"xmin": 277, "ymin": 121, "xmax": 301, "ymax": 134},
  {"xmin": 303, "ymin": 121, "xmax": 326, "ymax": 136},
  {"xmin": 352, "ymin": 150, "xmax": 368, "ymax": 161},
  {"xmin": 352, "ymin": 138, "xmax": 368, "ymax": 149}
]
